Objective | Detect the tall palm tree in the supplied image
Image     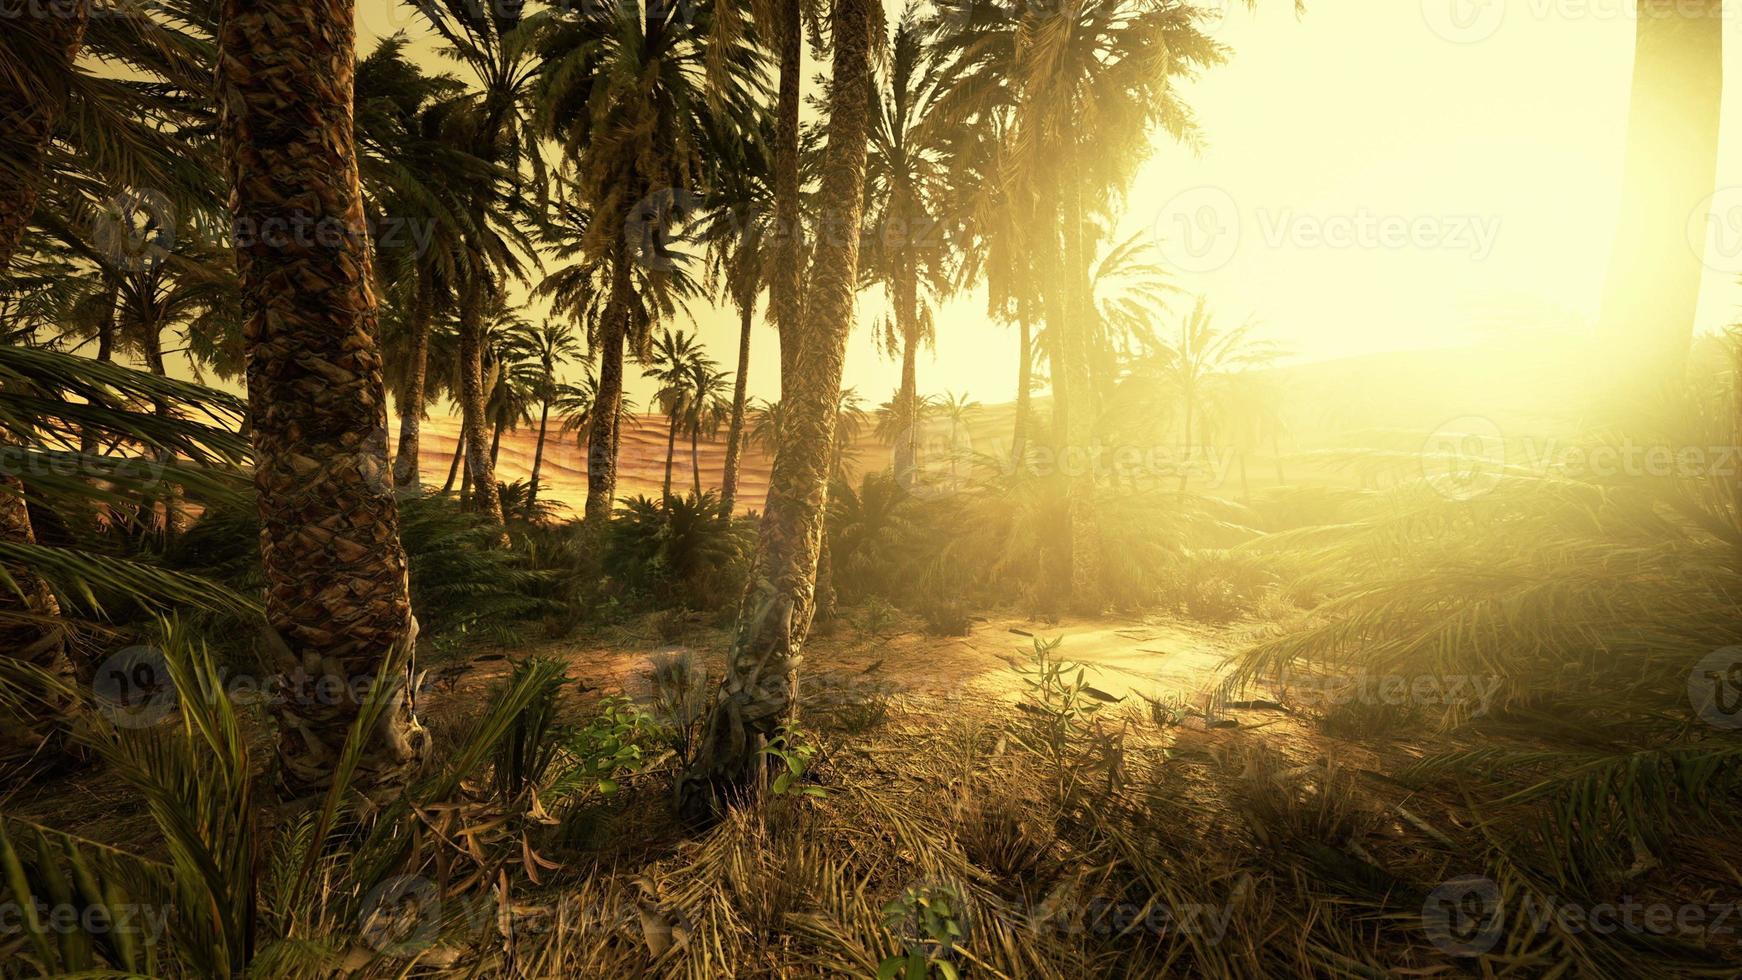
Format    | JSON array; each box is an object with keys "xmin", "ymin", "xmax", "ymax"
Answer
[
  {"xmin": 218, "ymin": 0, "xmax": 425, "ymax": 795},
  {"xmin": 933, "ymin": 0, "xmax": 1223, "ymax": 604},
  {"xmin": 536, "ymin": 0, "xmax": 764, "ymax": 522},
  {"xmin": 678, "ymin": 0, "xmax": 883, "ymax": 822},
  {"xmin": 356, "ymin": 35, "xmax": 488, "ymax": 492},
  {"xmin": 695, "ymin": 123, "xmax": 777, "ymax": 518},
  {"xmin": 645, "ymin": 328, "xmax": 706, "ymax": 503},
  {"xmin": 408, "ymin": 0, "xmax": 544, "ymax": 526},
  {"xmin": 680, "ymin": 357, "xmax": 732, "ymax": 498},
  {"xmin": 1166, "ymin": 295, "xmax": 1276, "ymax": 461},
  {"xmin": 1597, "ymin": 0, "xmax": 1724, "ymax": 390},
  {"xmin": 521, "ymin": 320, "xmax": 585, "ymax": 511},
  {"xmin": 864, "ymin": 4, "xmax": 955, "ymax": 472}
]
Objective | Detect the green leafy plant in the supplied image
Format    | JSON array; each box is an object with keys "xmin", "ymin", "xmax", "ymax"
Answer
[
  {"xmin": 759, "ymin": 723, "xmax": 826, "ymax": 798},
  {"xmin": 550, "ymin": 694, "xmax": 666, "ymax": 803},
  {"xmin": 878, "ymin": 883, "xmax": 967, "ymax": 980}
]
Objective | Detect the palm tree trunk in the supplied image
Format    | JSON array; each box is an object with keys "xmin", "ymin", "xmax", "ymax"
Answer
[
  {"xmin": 456, "ymin": 279, "xmax": 504, "ymax": 524},
  {"xmin": 79, "ymin": 285, "xmax": 118, "ymax": 458},
  {"xmin": 678, "ymin": 0, "xmax": 877, "ymax": 823},
  {"xmin": 140, "ymin": 321, "xmax": 186, "ymax": 538},
  {"xmin": 1598, "ymin": 0, "xmax": 1724, "ymax": 390},
  {"xmin": 770, "ymin": 0, "xmax": 804, "ymax": 384},
  {"xmin": 1012, "ymin": 296, "xmax": 1032, "ymax": 466},
  {"xmin": 392, "ymin": 271, "xmax": 432, "ymax": 491},
  {"xmin": 663, "ymin": 412, "xmax": 679, "ymax": 503},
  {"xmin": 0, "ymin": 1, "xmax": 89, "ymax": 270},
  {"xmin": 527, "ymin": 398, "xmax": 551, "ymax": 511},
  {"xmin": 584, "ymin": 259, "xmax": 632, "ymax": 523},
  {"xmin": 895, "ymin": 269, "xmax": 920, "ymax": 475},
  {"xmin": 691, "ymin": 425, "xmax": 703, "ymax": 498},
  {"xmin": 442, "ymin": 424, "xmax": 465, "ymax": 493},
  {"xmin": 720, "ymin": 300, "xmax": 754, "ymax": 517},
  {"xmin": 219, "ymin": 0, "xmax": 426, "ymax": 797},
  {"xmin": 1059, "ymin": 156, "xmax": 1100, "ymax": 608},
  {"xmin": 489, "ymin": 412, "xmax": 505, "ymax": 470}
]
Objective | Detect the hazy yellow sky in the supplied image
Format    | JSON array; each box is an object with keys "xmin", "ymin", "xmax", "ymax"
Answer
[{"xmin": 353, "ymin": 0, "xmax": 1741, "ymax": 412}]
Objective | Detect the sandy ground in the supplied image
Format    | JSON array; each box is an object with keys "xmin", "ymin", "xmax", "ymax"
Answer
[{"xmin": 428, "ymin": 610, "xmax": 1256, "ymax": 726}]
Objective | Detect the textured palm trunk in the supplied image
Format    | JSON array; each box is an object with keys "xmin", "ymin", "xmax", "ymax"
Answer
[
  {"xmin": 392, "ymin": 271, "xmax": 433, "ymax": 490},
  {"xmin": 527, "ymin": 398, "xmax": 551, "ymax": 511},
  {"xmin": 895, "ymin": 267, "xmax": 920, "ymax": 477},
  {"xmin": 79, "ymin": 287, "xmax": 118, "ymax": 458},
  {"xmin": 584, "ymin": 259, "xmax": 632, "ymax": 523},
  {"xmin": 770, "ymin": 0, "xmax": 804, "ymax": 385},
  {"xmin": 1011, "ymin": 297, "xmax": 1032, "ymax": 466},
  {"xmin": 662, "ymin": 413, "xmax": 679, "ymax": 503},
  {"xmin": 441, "ymin": 424, "xmax": 465, "ymax": 493},
  {"xmin": 691, "ymin": 424, "xmax": 703, "ymax": 498},
  {"xmin": 677, "ymin": 0, "xmax": 876, "ymax": 822},
  {"xmin": 456, "ymin": 279, "xmax": 504, "ymax": 524},
  {"xmin": 219, "ymin": 0, "xmax": 425, "ymax": 797},
  {"xmin": 1597, "ymin": 0, "xmax": 1723, "ymax": 390},
  {"xmin": 1058, "ymin": 172, "xmax": 1100, "ymax": 608},
  {"xmin": 720, "ymin": 300, "xmax": 754, "ymax": 517},
  {"xmin": 140, "ymin": 322, "xmax": 187, "ymax": 538},
  {"xmin": 0, "ymin": 0, "xmax": 88, "ymax": 270}
]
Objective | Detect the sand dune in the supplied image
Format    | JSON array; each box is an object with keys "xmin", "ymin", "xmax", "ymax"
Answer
[{"xmin": 393, "ymin": 406, "xmax": 1025, "ymax": 518}]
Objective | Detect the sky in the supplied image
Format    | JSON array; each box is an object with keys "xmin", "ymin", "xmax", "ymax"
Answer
[{"xmin": 352, "ymin": 0, "xmax": 1742, "ymax": 412}]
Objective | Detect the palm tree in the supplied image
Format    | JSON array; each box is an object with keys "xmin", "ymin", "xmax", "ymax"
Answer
[
  {"xmin": 217, "ymin": 0, "xmax": 425, "ymax": 795},
  {"xmin": 678, "ymin": 0, "xmax": 883, "ymax": 822},
  {"xmin": 680, "ymin": 358, "xmax": 733, "ymax": 499},
  {"xmin": 645, "ymin": 328, "xmax": 707, "ymax": 503},
  {"xmin": 408, "ymin": 0, "xmax": 545, "ymax": 527},
  {"xmin": 864, "ymin": 4, "xmax": 955, "ymax": 472},
  {"xmin": 356, "ymin": 35, "xmax": 487, "ymax": 492},
  {"xmin": 521, "ymin": 321, "xmax": 585, "ymax": 512},
  {"xmin": 1597, "ymin": 0, "xmax": 1724, "ymax": 390},
  {"xmin": 1166, "ymin": 295, "xmax": 1277, "ymax": 464},
  {"xmin": 536, "ymin": 0, "xmax": 764, "ymax": 522},
  {"xmin": 695, "ymin": 123, "xmax": 777, "ymax": 518},
  {"xmin": 553, "ymin": 374, "xmax": 639, "ymax": 476},
  {"xmin": 0, "ymin": 2, "xmax": 91, "ymax": 269},
  {"xmin": 933, "ymin": 0, "xmax": 1223, "ymax": 604}
]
